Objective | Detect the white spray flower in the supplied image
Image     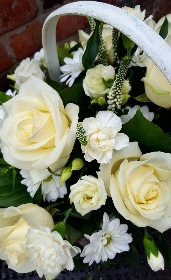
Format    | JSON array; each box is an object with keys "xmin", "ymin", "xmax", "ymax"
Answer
[
  {"xmin": 80, "ymin": 212, "xmax": 132, "ymax": 265},
  {"xmin": 34, "ymin": 48, "xmax": 46, "ymax": 67},
  {"xmin": 60, "ymin": 48, "xmax": 84, "ymax": 87},
  {"xmin": 81, "ymin": 111, "xmax": 129, "ymax": 164},
  {"xmin": 129, "ymin": 47, "xmax": 146, "ymax": 67},
  {"xmin": 6, "ymin": 89, "xmax": 17, "ymax": 97},
  {"xmin": 120, "ymin": 105, "xmax": 154, "ymax": 124},
  {"xmin": 20, "ymin": 170, "xmax": 67, "ymax": 202},
  {"xmin": 26, "ymin": 227, "xmax": 81, "ymax": 279}
]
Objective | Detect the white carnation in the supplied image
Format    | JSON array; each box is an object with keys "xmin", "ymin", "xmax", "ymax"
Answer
[
  {"xmin": 121, "ymin": 105, "xmax": 154, "ymax": 124},
  {"xmin": 81, "ymin": 111, "xmax": 129, "ymax": 164},
  {"xmin": 14, "ymin": 58, "xmax": 45, "ymax": 89},
  {"xmin": 26, "ymin": 227, "xmax": 81, "ymax": 278},
  {"xmin": 80, "ymin": 212, "xmax": 132, "ymax": 265},
  {"xmin": 60, "ymin": 48, "xmax": 84, "ymax": 87}
]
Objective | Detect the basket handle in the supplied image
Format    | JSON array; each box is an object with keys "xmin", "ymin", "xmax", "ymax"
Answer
[{"xmin": 42, "ymin": 1, "xmax": 171, "ymax": 84}]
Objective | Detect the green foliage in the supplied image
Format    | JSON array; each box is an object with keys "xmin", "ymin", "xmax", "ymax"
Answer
[
  {"xmin": 159, "ymin": 17, "xmax": 168, "ymax": 39},
  {"xmin": 66, "ymin": 223, "xmax": 81, "ymax": 244},
  {"xmin": 73, "ymin": 259, "xmax": 88, "ymax": 271},
  {"xmin": 121, "ymin": 110, "xmax": 171, "ymax": 153},
  {"xmin": 33, "ymin": 186, "xmax": 42, "ymax": 206},
  {"xmin": 46, "ymin": 78, "xmax": 63, "ymax": 93},
  {"xmin": 52, "ymin": 221, "xmax": 66, "ymax": 238},
  {"xmin": 82, "ymin": 20, "xmax": 101, "ymax": 70},
  {"xmin": 59, "ymin": 85, "xmax": 89, "ymax": 107},
  {"xmin": 69, "ymin": 42, "xmax": 82, "ymax": 53},
  {"xmin": 158, "ymin": 233, "xmax": 171, "ymax": 269},
  {"xmin": 121, "ymin": 33, "xmax": 135, "ymax": 50},
  {"xmin": 125, "ymin": 244, "xmax": 139, "ymax": 270},
  {"xmin": 0, "ymin": 91, "xmax": 11, "ymax": 104},
  {"xmin": 57, "ymin": 45, "xmax": 72, "ymax": 65}
]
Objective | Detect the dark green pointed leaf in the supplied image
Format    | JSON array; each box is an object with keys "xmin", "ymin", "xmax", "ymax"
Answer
[
  {"xmin": 66, "ymin": 223, "xmax": 81, "ymax": 244},
  {"xmin": 121, "ymin": 110, "xmax": 171, "ymax": 153},
  {"xmin": 73, "ymin": 259, "xmax": 88, "ymax": 271},
  {"xmin": 0, "ymin": 159, "xmax": 9, "ymax": 165},
  {"xmin": 0, "ymin": 183, "xmax": 32, "ymax": 207},
  {"xmin": 103, "ymin": 78, "xmax": 115, "ymax": 88},
  {"xmin": 59, "ymin": 85, "xmax": 89, "ymax": 107},
  {"xmin": 69, "ymin": 42, "xmax": 82, "ymax": 53},
  {"xmin": 82, "ymin": 20, "xmax": 100, "ymax": 70},
  {"xmin": 159, "ymin": 17, "xmax": 168, "ymax": 39},
  {"xmin": 52, "ymin": 221, "xmax": 66, "ymax": 238},
  {"xmin": 135, "ymin": 93, "xmax": 151, "ymax": 102},
  {"xmin": 121, "ymin": 33, "xmax": 135, "ymax": 50},
  {"xmin": 125, "ymin": 244, "xmax": 139, "ymax": 270},
  {"xmin": 46, "ymin": 78, "xmax": 63, "ymax": 93},
  {"xmin": 158, "ymin": 233, "xmax": 171, "ymax": 269},
  {"xmin": 33, "ymin": 186, "xmax": 42, "ymax": 206}
]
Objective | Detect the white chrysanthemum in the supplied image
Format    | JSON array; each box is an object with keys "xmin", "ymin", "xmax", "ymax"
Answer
[
  {"xmin": 42, "ymin": 174, "xmax": 67, "ymax": 202},
  {"xmin": 26, "ymin": 227, "xmax": 81, "ymax": 278},
  {"xmin": 122, "ymin": 5, "xmax": 146, "ymax": 21},
  {"xmin": 81, "ymin": 111, "xmax": 129, "ymax": 164},
  {"xmin": 6, "ymin": 89, "xmax": 17, "ymax": 97},
  {"xmin": 34, "ymin": 48, "xmax": 46, "ymax": 67},
  {"xmin": 129, "ymin": 47, "xmax": 146, "ymax": 67},
  {"xmin": 20, "ymin": 170, "xmax": 41, "ymax": 197},
  {"xmin": 80, "ymin": 212, "xmax": 132, "ymax": 265},
  {"xmin": 121, "ymin": 105, "xmax": 154, "ymax": 124},
  {"xmin": 60, "ymin": 48, "xmax": 84, "ymax": 87},
  {"xmin": 20, "ymin": 170, "xmax": 67, "ymax": 202}
]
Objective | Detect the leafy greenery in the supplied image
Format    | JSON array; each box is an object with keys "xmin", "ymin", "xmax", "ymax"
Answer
[{"xmin": 159, "ymin": 17, "xmax": 168, "ymax": 39}]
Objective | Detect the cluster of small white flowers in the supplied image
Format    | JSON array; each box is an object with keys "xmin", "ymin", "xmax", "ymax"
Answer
[
  {"xmin": 60, "ymin": 48, "xmax": 84, "ymax": 87},
  {"xmin": 120, "ymin": 105, "xmax": 154, "ymax": 124},
  {"xmin": 81, "ymin": 111, "xmax": 129, "ymax": 164},
  {"xmin": 33, "ymin": 48, "xmax": 46, "ymax": 67},
  {"xmin": 20, "ymin": 170, "xmax": 67, "ymax": 202},
  {"xmin": 80, "ymin": 212, "xmax": 132, "ymax": 265},
  {"xmin": 26, "ymin": 226, "xmax": 81, "ymax": 278}
]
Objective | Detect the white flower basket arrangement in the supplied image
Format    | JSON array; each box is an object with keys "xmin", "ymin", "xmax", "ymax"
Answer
[{"xmin": 1, "ymin": 1, "xmax": 171, "ymax": 279}]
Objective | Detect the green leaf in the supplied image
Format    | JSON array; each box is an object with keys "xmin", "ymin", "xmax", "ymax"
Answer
[
  {"xmin": 66, "ymin": 223, "xmax": 81, "ymax": 244},
  {"xmin": 158, "ymin": 234, "xmax": 171, "ymax": 269},
  {"xmin": 159, "ymin": 17, "xmax": 168, "ymax": 39},
  {"xmin": 52, "ymin": 221, "xmax": 66, "ymax": 238},
  {"xmin": 57, "ymin": 45, "xmax": 72, "ymax": 65},
  {"xmin": 125, "ymin": 244, "xmax": 139, "ymax": 270},
  {"xmin": 69, "ymin": 42, "xmax": 82, "ymax": 53},
  {"xmin": 82, "ymin": 20, "xmax": 100, "ymax": 70},
  {"xmin": 135, "ymin": 93, "xmax": 151, "ymax": 102},
  {"xmin": 121, "ymin": 33, "xmax": 135, "ymax": 50},
  {"xmin": 73, "ymin": 259, "xmax": 88, "ymax": 271},
  {"xmin": 12, "ymin": 168, "xmax": 16, "ymax": 190},
  {"xmin": 103, "ymin": 78, "xmax": 115, "ymax": 88},
  {"xmin": 0, "ymin": 91, "xmax": 11, "ymax": 104},
  {"xmin": 33, "ymin": 186, "xmax": 42, "ymax": 206},
  {"xmin": 121, "ymin": 110, "xmax": 171, "ymax": 153},
  {"xmin": 59, "ymin": 85, "xmax": 89, "ymax": 107},
  {"xmin": 46, "ymin": 78, "xmax": 63, "ymax": 93},
  {"xmin": 0, "ymin": 183, "xmax": 32, "ymax": 207},
  {"xmin": 0, "ymin": 159, "xmax": 9, "ymax": 165}
]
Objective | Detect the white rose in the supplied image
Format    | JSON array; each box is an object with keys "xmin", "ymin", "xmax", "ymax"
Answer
[
  {"xmin": 0, "ymin": 203, "xmax": 54, "ymax": 275},
  {"xmin": 14, "ymin": 58, "xmax": 45, "ymax": 89},
  {"xmin": 81, "ymin": 111, "xmax": 129, "ymax": 164},
  {"xmin": 147, "ymin": 252, "xmax": 164, "ymax": 272},
  {"xmin": 99, "ymin": 142, "xmax": 171, "ymax": 232},
  {"xmin": 83, "ymin": 64, "xmax": 115, "ymax": 99},
  {"xmin": 122, "ymin": 5, "xmax": 146, "ymax": 21},
  {"xmin": 0, "ymin": 76, "xmax": 79, "ymax": 184},
  {"xmin": 69, "ymin": 175, "xmax": 107, "ymax": 216},
  {"xmin": 26, "ymin": 226, "xmax": 80, "ymax": 279},
  {"xmin": 142, "ymin": 48, "xmax": 171, "ymax": 108}
]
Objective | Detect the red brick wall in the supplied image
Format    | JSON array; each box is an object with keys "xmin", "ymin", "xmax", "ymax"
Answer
[{"xmin": 0, "ymin": 0, "xmax": 171, "ymax": 79}]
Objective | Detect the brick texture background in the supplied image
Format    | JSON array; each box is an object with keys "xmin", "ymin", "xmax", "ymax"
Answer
[{"xmin": 0, "ymin": 0, "xmax": 171, "ymax": 81}]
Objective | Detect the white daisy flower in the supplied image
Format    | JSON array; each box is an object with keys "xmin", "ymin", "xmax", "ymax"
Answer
[
  {"xmin": 129, "ymin": 47, "xmax": 146, "ymax": 68},
  {"xmin": 20, "ymin": 170, "xmax": 67, "ymax": 202},
  {"xmin": 20, "ymin": 170, "xmax": 41, "ymax": 198},
  {"xmin": 6, "ymin": 89, "xmax": 17, "ymax": 97},
  {"xmin": 42, "ymin": 174, "xmax": 67, "ymax": 202},
  {"xmin": 80, "ymin": 212, "xmax": 132, "ymax": 265},
  {"xmin": 121, "ymin": 105, "xmax": 154, "ymax": 124},
  {"xmin": 60, "ymin": 48, "xmax": 84, "ymax": 87},
  {"xmin": 26, "ymin": 226, "xmax": 81, "ymax": 278}
]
